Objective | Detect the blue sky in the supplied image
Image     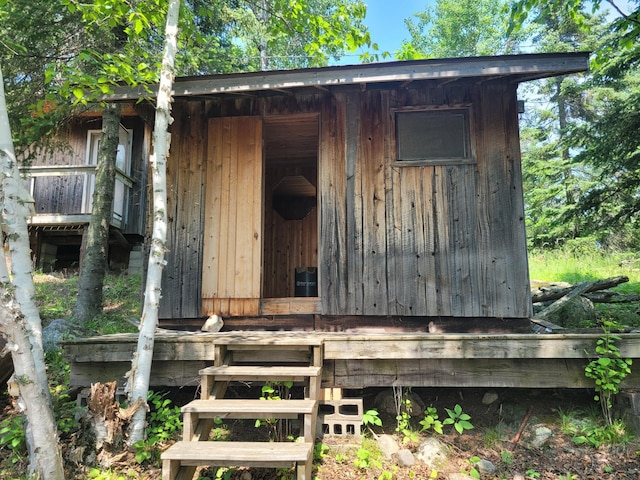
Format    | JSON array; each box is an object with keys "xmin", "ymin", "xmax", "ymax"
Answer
[{"xmin": 361, "ymin": 0, "xmax": 433, "ymax": 56}]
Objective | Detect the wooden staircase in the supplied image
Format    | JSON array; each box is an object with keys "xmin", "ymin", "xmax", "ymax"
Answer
[{"xmin": 161, "ymin": 335, "xmax": 323, "ymax": 480}]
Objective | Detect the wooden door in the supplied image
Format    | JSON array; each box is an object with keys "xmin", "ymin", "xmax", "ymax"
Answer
[{"xmin": 201, "ymin": 116, "xmax": 263, "ymax": 316}]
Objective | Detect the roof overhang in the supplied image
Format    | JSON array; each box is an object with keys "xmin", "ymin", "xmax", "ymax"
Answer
[{"xmin": 105, "ymin": 52, "xmax": 590, "ymax": 102}]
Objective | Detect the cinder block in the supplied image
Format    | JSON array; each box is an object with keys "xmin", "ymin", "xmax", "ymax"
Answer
[
  {"xmin": 317, "ymin": 398, "xmax": 363, "ymax": 439},
  {"xmin": 616, "ymin": 391, "xmax": 640, "ymax": 416}
]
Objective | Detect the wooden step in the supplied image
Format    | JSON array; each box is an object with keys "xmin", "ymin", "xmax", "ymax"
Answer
[
  {"xmin": 181, "ymin": 399, "xmax": 318, "ymax": 442},
  {"xmin": 199, "ymin": 365, "xmax": 322, "ymax": 400},
  {"xmin": 182, "ymin": 399, "xmax": 317, "ymax": 417},
  {"xmin": 162, "ymin": 441, "xmax": 313, "ymax": 480},
  {"xmin": 199, "ymin": 365, "xmax": 321, "ymax": 380},
  {"xmin": 212, "ymin": 335, "xmax": 323, "ymax": 367},
  {"xmin": 212, "ymin": 333, "xmax": 323, "ymax": 347}
]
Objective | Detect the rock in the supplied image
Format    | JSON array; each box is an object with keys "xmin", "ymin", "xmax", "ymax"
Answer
[
  {"xmin": 42, "ymin": 319, "xmax": 78, "ymax": 352},
  {"xmin": 531, "ymin": 425, "xmax": 553, "ymax": 448},
  {"xmin": 377, "ymin": 434, "xmax": 400, "ymax": 460},
  {"xmin": 415, "ymin": 436, "xmax": 449, "ymax": 470},
  {"xmin": 374, "ymin": 389, "xmax": 426, "ymax": 416},
  {"xmin": 482, "ymin": 391, "xmax": 499, "ymax": 405},
  {"xmin": 545, "ymin": 295, "xmax": 596, "ymax": 328},
  {"xmin": 394, "ymin": 448, "xmax": 415, "ymax": 467},
  {"xmin": 201, "ymin": 314, "xmax": 224, "ymax": 332},
  {"xmin": 512, "ymin": 475, "xmax": 525, "ymax": 480},
  {"xmin": 477, "ymin": 458, "xmax": 496, "ymax": 475}
]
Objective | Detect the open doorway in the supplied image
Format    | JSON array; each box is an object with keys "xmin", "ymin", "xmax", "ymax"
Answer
[{"xmin": 262, "ymin": 114, "xmax": 319, "ymax": 298}]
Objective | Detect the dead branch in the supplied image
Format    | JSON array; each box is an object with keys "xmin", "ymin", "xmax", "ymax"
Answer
[{"xmin": 531, "ymin": 276, "xmax": 629, "ymax": 303}]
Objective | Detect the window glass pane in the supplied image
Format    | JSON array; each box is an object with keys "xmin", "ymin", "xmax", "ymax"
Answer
[{"xmin": 397, "ymin": 110, "xmax": 469, "ymax": 161}]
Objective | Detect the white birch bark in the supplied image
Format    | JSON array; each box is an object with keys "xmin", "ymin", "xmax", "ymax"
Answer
[
  {"xmin": 0, "ymin": 65, "xmax": 65, "ymax": 479},
  {"xmin": 125, "ymin": 0, "xmax": 181, "ymax": 444}
]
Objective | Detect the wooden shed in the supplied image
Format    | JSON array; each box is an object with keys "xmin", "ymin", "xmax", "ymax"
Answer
[
  {"xmin": 22, "ymin": 106, "xmax": 150, "ymax": 271},
  {"xmin": 106, "ymin": 52, "xmax": 589, "ymax": 332}
]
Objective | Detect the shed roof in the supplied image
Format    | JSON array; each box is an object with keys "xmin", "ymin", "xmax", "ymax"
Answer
[{"xmin": 106, "ymin": 52, "xmax": 589, "ymax": 101}]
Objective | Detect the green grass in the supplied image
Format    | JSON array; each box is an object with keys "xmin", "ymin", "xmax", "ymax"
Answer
[
  {"xmin": 34, "ymin": 272, "xmax": 141, "ymax": 335},
  {"xmin": 528, "ymin": 244, "xmax": 640, "ymax": 327}
]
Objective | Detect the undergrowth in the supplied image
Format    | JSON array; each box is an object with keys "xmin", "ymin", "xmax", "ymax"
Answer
[{"xmin": 528, "ymin": 244, "xmax": 640, "ymax": 326}]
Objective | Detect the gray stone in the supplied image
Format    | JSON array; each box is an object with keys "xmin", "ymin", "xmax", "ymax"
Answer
[
  {"xmin": 531, "ymin": 425, "xmax": 553, "ymax": 448},
  {"xmin": 546, "ymin": 295, "xmax": 596, "ymax": 328},
  {"xmin": 394, "ymin": 449, "xmax": 415, "ymax": 467},
  {"xmin": 42, "ymin": 319, "xmax": 78, "ymax": 352},
  {"xmin": 377, "ymin": 434, "xmax": 400, "ymax": 460},
  {"xmin": 482, "ymin": 391, "xmax": 499, "ymax": 405},
  {"xmin": 374, "ymin": 389, "xmax": 426, "ymax": 416},
  {"xmin": 415, "ymin": 436, "xmax": 449, "ymax": 470},
  {"xmin": 477, "ymin": 458, "xmax": 496, "ymax": 474}
]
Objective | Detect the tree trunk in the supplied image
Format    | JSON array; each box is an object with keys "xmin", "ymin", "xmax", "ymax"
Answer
[
  {"xmin": 72, "ymin": 102, "xmax": 121, "ymax": 326},
  {"xmin": 0, "ymin": 64, "xmax": 65, "ymax": 480},
  {"xmin": 125, "ymin": 0, "xmax": 180, "ymax": 444}
]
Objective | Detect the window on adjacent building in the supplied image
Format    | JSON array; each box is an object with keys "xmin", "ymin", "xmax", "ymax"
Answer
[{"xmin": 395, "ymin": 108, "xmax": 474, "ymax": 165}]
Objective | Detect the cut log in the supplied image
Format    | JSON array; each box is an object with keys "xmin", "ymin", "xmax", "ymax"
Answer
[{"xmin": 531, "ymin": 276, "xmax": 629, "ymax": 303}]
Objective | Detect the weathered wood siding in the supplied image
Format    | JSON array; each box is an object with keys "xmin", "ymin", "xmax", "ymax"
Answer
[
  {"xmin": 319, "ymin": 81, "xmax": 531, "ymax": 318},
  {"xmin": 28, "ymin": 117, "xmax": 148, "ymax": 236},
  {"xmin": 31, "ymin": 121, "xmax": 89, "ymax": 215},
  {"xmin": 162, "ymin": 81, "xmax": 531, "ymax": 321},
  {"xmin": 161, "ymin": 102, "xmax": 207, "ymax": 318}
]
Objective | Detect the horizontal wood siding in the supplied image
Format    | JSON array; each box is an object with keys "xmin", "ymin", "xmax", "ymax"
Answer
[
  {"xmin": 31, "ymin": 123, "xmax": 87, "ymax": 214},
  {"xmin": 201, "ymin": 116, "xmax": 262, "ymax": 316}
]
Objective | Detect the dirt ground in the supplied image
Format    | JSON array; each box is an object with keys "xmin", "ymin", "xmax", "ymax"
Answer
[{"xmin": 2, "ymin": 386, "xmax": 640, "ymax": 479}]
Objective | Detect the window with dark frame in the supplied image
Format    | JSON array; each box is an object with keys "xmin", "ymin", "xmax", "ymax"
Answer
[{"xmin": 395, "ymin": 108, "xmax": 473, "ymax": 165}]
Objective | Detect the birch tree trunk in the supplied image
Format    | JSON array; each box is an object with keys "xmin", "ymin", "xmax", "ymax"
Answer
[
  {"xmin": 125, "ymin": 0, "xmax": 181, "ymax": 444},
  {"xmin": 72, "ymin": 103, "xmax": 121, "ymax": 326},
  {"xmin": 0, "ymin": 65, "xmax": 65, "ymax": 479}
]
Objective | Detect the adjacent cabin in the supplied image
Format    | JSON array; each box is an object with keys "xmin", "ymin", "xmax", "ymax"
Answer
[
  {"xmin": 39, "ymin": 53, "xmax": 590, "ymax": 332},
  {"xmin": 22, "ymin": 106, "xmax": 151, "ymax": 271}
]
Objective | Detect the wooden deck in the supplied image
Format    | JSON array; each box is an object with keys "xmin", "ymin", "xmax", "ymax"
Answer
[{"xmin": 62, "ymin": 331, "xmax": 640, "ymax": 390}]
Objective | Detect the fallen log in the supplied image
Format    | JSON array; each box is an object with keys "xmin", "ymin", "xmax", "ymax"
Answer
[
  {"xmin": 584, "ymin": 292, "xmax": 640, "ymax": 303},
  {"xmin": 534, "ymin": 281, "xmax": 595, "ymax": 320},
  {"xmin": 531, "ymin": 276, "xmax": 629, "ymax": 303}
]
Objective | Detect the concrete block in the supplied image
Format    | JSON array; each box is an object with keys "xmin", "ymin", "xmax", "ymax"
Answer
[{"xmin": 317, "ymin": 398, "xmax": 363, "ymax": 439}]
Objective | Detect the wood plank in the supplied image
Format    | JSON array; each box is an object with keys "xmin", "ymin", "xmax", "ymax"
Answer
[
  {"xmin": 108, "ymin": 53, "xmax": 590, "ymax": 101},
  {"xmin": 319, "ymin": 95, "xmax": 347, "ymax": 314},
  {"xmin": 331, "ymin": 358, "xmax": 640, "ymax": 389},
  {"xmin": 345, "ymin": 93, "xmax": 361, "ymax": 314},
  {"xmin": 161, "ymin": 440, "xmax": 312, "ymax": 464},
  {"xmin": 202, "ymin": 118, "xmax": 225, "ymax": 300},
  {"xmin": 64, "ymin": 331, "xmax": 640, "ymax": 360},
  {"xmin": 199, "ymin": 365, "xmax": 321, "ymax": 379},
  {"xmin": 202, "ymin": 117, "xmax": 262, "ymax": 315},
  {"xmin": 182, "ymin": 399, "xmax": 316, "ymax": 417},
  {"xmin": 67, "ymin": 360, "xmax": 204, "ymax": 389},
  {"xmin": 261, "ymin": 298, "xmax": 321, "ymax": 315},
  {"xmin": 359, "ymin": 92, "xmax": 388, "ymax": 315}
]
